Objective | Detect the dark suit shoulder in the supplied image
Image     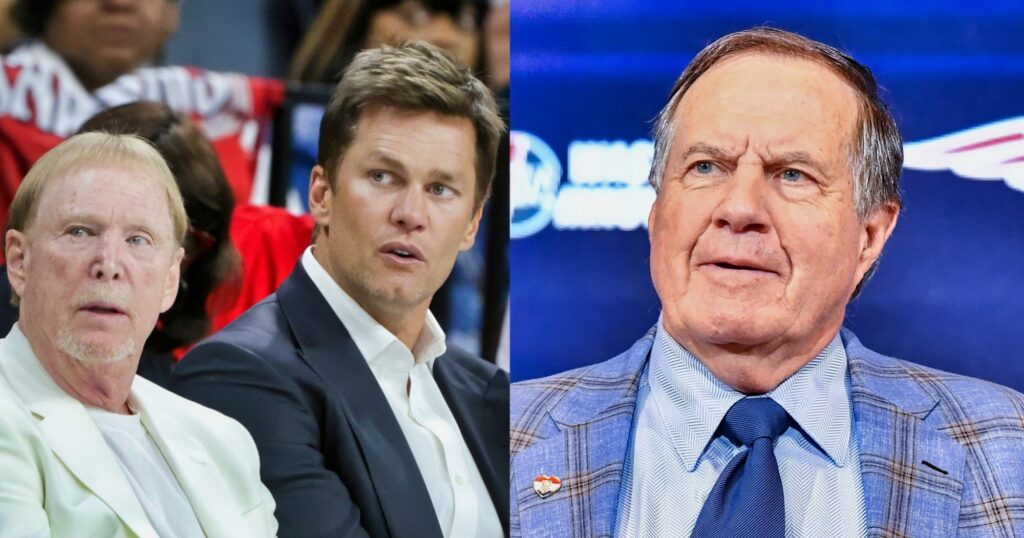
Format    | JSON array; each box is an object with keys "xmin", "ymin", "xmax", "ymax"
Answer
[
  {"xmin": 438, "ymin": 344, "xmax": 504, "ymax": 383},
  {"xmin": 169, "ymin": 293, "xmax": 319, "ymax": 424},
  {"xmin": 198, "ymin": 294, "xmax": 296, "ymax": 359}
]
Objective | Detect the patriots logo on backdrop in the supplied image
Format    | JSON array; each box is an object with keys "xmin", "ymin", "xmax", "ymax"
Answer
[
  {"xmin": 903, "ymin": 116, "xmax": 1024, "ymax": 193},
  {"xmin": 510, "ymin": 130, "xmax": 562, "ymax": 239}
]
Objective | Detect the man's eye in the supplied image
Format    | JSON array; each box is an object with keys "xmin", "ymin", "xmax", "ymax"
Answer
[
  {"xmin": 780, "ymin": 169, "xmax": 805, "ymax": 183},
  {"xmin": 429, "ymin": 184, "xmax": 452, "ymax": 197},
  {"xmin": 693, "ymin": 161, "xmax": 718, "ymax": 174},
  {"xmin": 66, "ymin": 226, "xmax": 88, "ymax": 237},
  {"xmin": 371, "ymin": 171, "xmax": 393, "ymax": 184},
  {"xmin": 126, "ymin": 235, "xmax": 150, "ymax": 246}
]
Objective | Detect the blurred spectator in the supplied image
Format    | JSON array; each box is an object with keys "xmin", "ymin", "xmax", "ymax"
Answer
[
  {"xmin": 289, "ymin": 0, "xmax": 489, "ymax": 83},
  {"xmin": 9, "ymin": 0, "xmax": 180, "ymax": 91},
  {"xmin": 483, "ymin": 0, "xmax": 507, "ymax": 91},
  {"xmin": 212, "ymin": 202, "xmax": 315, "ymax": 334},
  {"xmin": 0, "ymin": 0, "xmax": 284, "ymax": 232}
]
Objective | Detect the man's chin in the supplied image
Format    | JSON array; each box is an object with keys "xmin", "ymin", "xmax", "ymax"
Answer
[
  {"xmin": 368, "ymin": 280, "xmax": 434, "ymax": 310},
  {"xmin": 57, "ymin": 332, "xmax": 136, "ymax": 367},
  {"xmin": 681, "ymin": 311, "xmax": 784, "ymax": 350}
]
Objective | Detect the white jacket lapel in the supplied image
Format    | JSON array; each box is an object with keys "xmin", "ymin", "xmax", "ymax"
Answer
[
  {"xmin": 0, "ymin": 328, "xmax": 156, "ymax": 536},
  {"xmin": 131, "ymin": 382, "xmax": 248, "ymax": 537}
]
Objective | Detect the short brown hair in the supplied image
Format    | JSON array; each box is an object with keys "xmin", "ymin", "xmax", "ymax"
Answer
[
  {"xmin": 649, "ymin": 27, "xmax": 903, "ymax": 220},
  {"xmin": 317, "ymin": 41, "xmax": 504, "ymax": 208}
]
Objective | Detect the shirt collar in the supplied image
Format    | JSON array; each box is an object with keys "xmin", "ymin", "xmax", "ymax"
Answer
[
  {"xmin": 301, "ymin": 247, "xmax": 447, "ymax": 368},
  {"xmin": 648, "ymin": 317, "xmax": 851, "ymax": 471}
]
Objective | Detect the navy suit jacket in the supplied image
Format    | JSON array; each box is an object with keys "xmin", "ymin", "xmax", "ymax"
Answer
[{"xmin": 169, "ymin": 263, "xmax": 510, "ymax": 538}]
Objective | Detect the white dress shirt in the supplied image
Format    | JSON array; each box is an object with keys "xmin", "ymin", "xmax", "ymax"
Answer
[
  {"xmin": 616, "ymin": 318, "xmax": 868, "ymax": 537},
  {"xmin": 86, "ymin": 406, "xmax": 206, "ymax": 538},
  {"xmin": 302, "ymin": 247, "xmax": 502, "ymax": 538}
]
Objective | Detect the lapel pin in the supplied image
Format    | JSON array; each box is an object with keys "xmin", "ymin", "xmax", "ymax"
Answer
[{"xmin": 533, "ymin": 474, "xmax": 562, "ymax": 498}]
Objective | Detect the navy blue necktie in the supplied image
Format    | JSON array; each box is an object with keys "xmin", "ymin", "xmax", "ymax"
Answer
[{"xmin": 691, "ymin": 397, "xmax": 790, "ymax": 538}]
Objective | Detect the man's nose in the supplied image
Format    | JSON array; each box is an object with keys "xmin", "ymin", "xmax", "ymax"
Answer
[
  {"xmin": 711, "ymin": 164, "xmax": 771, "ymax": 234},
  {"xmin": 90, "ymin": 236, "xmax": 123, "ymax": 282},
  {"xmin": 391, "ymin": 188, "xmax": 428, "ymax": 233}
]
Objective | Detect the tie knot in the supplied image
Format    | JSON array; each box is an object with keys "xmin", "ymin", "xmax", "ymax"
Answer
[{"xmin": 721, "ymin": 397, "xmax": 790, "ymax": 447}]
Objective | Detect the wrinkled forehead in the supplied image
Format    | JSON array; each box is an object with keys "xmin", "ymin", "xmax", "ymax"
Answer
[
  {"xmin": 675, "ymin": 52, "xmax": 861, "ymax": 156},
  {"xmin": 34, "ymin": 164, "xmax": 173, "ymax": 226}
]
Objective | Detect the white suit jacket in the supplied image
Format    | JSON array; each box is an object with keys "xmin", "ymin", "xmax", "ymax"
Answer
[{"xmin": 0, "ymin": 325, "xmax": 278, "ymax": 537}]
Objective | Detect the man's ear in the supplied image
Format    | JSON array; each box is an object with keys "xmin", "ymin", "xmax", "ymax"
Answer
[
  {"xmin": 855, "ymin": 202, "xmax": 900, "ymax": 284},
  {"xmin": 5, "ymin": 229, "xmax": 28, "ymax": 299},
  {"xmin": 647, "ymin": 197, "xmax": 659, "ymax": 235},
  {"xmin": 459, "ymin": 204, "xmax": 485, "ymax": 251},
  {"xmin": 308, "ymin": 165, "xmax": 333, "ymax": 229}
]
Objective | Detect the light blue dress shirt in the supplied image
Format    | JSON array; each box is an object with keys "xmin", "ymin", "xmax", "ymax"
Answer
[{"xmin": 615, "ymin": 320, "xmax": 868, "ymax": 537}]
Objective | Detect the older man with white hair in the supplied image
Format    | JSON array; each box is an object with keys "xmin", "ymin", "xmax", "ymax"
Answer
[
  {"xmin": 510, "ymin": 27, "xmax": 1024, "ymax": 538},
  {"xmin": 0, "ymin": 132, "xmax": 277, "ymax": 537}
]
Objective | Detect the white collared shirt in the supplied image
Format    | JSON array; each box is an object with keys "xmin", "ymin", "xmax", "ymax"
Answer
[
  {"xmin": 301, "ymin": 248, "xmax": 502, "ymax": 538},
  {"xmin": 616, "ymin": 318, "xmax": 867, "ymax": 537}
]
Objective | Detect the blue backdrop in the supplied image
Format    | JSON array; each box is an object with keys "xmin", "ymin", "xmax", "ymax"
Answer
[{"xmin": 510, "ymin": 0, "xmax": 1024, "ymax": 388}]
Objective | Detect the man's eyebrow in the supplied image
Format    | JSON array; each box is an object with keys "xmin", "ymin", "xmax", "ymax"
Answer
[
  {"xmin": 369, "ymin": 150, "xmax": 463, "ymax": 185},
  {"xmin": 676, "ymin": 142, "xmax": 736, "ymax": 162},
  {"xmin": 679, "ymin": 144, "xmax": 830, "ymax": 174},
  {"xmin": 764, "ymin": 150, "xmax": 828, "ymax": 174},
  {"xmin": 367, "ymin": 151, "xmax": 409, "ymax": 176},
  {"xmin": 428, "ymin": 169, "xmax": 458, "ymax": 185},
  {"xmin": 52, "ymin": 214, "xmax": 165, "ymax": 238}
]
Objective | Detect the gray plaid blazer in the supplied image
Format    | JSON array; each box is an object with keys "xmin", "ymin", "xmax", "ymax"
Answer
[{"xmin": 510, "ymin": 327, "xmax": 1024, "ymax": 537}]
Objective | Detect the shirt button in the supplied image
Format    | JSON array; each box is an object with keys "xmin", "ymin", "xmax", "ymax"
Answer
[{"xmin": 454, "ymin": 476, "xmax": 465, "ymax": 486}]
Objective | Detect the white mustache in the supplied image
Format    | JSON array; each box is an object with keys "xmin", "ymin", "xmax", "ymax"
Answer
[{"xmin": 71, "ymin": 286, "xmax": 135, "ymax": 318}]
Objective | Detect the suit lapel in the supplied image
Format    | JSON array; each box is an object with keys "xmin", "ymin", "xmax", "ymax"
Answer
[
  {"xmin": 513, "ymin": 412, "xmax": 634, "ymax": 538},
  {"xmin": 0, "ymin": 329, "xmax": 153, "ymax": 536},
  {"xmin": 433, "ymin": 356, "xmax": 509, "ymax": 532},
  {"xmin": 277, "ymin": 266, "xmax": 443, "ymax": 538},
  {"xmin": 846, "ymin": 333, "xmax": 966, "ymax": 538},
  {"xmin": 512, "ymin": 336, "xmax": 651, "ymax": 538},
  {"xmin": 131, "ymin": 380, "xmax": 248, "ymax": 537},
  {"xmin": 35, "ymin": 401, "xmax": 155, "ymax": 536}
]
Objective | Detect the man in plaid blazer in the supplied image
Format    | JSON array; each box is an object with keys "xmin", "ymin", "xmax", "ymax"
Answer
[
  {"xmin": 511, "ymin": 328, "xmax": 1024, "ymax": 537},
  {"xmin": 511, "ymin": 27, "xmax": 1024, "ymax": 537}
]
